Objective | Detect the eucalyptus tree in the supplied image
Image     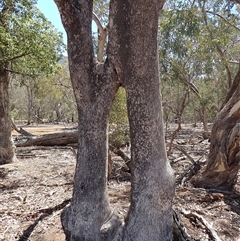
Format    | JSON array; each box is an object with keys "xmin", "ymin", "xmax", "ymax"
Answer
[
  {"xmin": 0, "ymin": 0, "xmax": 65, "ymax": 164},
  {"xmin": 191, "ymin": 0, "xmax": 240, "ymax": 190},
  {"xmin": 159, "ymin": 0, "xmax": 238, "ymax": 125},
  {"xmin": 54, "ymin": 0, "xmax": 175, "ymax": 240},
  {"xmin": 158, "ymin": 0, "xmax": 240, "ymax": 190},
  {"xmin": 24, "ymin": 60, "xmax": 76, "ymax": 123},
  {"xmin": 92, "ymin": 0, "xmax": 109, "ymax": 62}
]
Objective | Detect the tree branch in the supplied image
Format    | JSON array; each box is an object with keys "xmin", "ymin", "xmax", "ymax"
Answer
[
  {"xmin": 206, "ymin": 10, "xmax": 240, "ymax": 32},
  {"xmin": 3, "ymin": 68, "xmax": 37, "ymax": 78},
  {"xmin": 92, "ymin": 12, "xmax": 108, "ymax": 62},
  {"xmin": 0, "ymin": 51, "xmax": 33, "ymax": 64},
  {"xmin": 200, "ymin": 4, "xmax": 232, "ymax": 88}
]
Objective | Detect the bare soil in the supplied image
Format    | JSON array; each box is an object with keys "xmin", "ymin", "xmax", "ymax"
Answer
[{"xmin": 0, "ymin": 123, "xmax": 240, "ymax": 241}]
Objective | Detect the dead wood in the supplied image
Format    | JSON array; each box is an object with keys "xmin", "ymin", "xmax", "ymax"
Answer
[
  {"xmin": 109, "ymin": 144, "xmax": 131, "ymax": 171},
  {"xmin": 176, "ymin": 159, "xmax": 205, "ymax": 186},
  {"xmin": 173, "ymin": 209, "xmax": 192, "ymax": 241},
  {"xmin": 11, "ymin": 119, "xmax": 34, "ymax": 136},
  {"xmin": 15, "ymin": 130, "xmax": 78, "ymax": 147},
  {"xmin": 18, "ymin": 198, "xmax": 71, "ymax": 241},
  {"xmin": 181, "ymin": 209, "xmax": 222, "ymax": 241}
]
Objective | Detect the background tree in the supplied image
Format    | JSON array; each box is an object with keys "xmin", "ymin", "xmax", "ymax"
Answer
[
  {"xmin": 54, "ymin": 0, "xmax": 175, "ymax": 241},
  {"xmin": 192, "ymin": 0, "xmax": 240, "ymax": 190},
  {"xmin": 0, "ymin": 0, "xmax": 65, "ymax": 164},
  {"xmin": 109, "ymin": 87, "xmax": 129, "ymax": 149},
  {"xmin": 158, "ymin": 0, "xmax": 240, "ymax": 153},
  {"xmin": 11, "ymin": 60, "xmax": 76, "ymax": 124}
]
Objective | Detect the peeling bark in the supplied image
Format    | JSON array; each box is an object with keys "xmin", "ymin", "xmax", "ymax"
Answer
[{"xmin": 192, "ymin": 71, "xmax": 240, "ymax": 190}]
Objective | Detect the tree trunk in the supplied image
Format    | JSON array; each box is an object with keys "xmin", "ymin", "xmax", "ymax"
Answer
[
  {"xmin": 54, "ymin": 0, "xmax": 174, "ymax": 240},
  {"xmin": 0, "ymin": 68, "xmax": 14, "ymax": 165},
  {"xmin": 109, "ymin": 2, "xmax": 174, "ymax": 240},
  {"xmin": 192, "ymin": 70, "xmax": 240, "ymax": 190},
  {"xmin": 26, "ymin": 85, "xmax": 33, "ymax": 125},
  {"xmin": 54, "ymin": 1, "xmax": 120, "ymax": 240}
]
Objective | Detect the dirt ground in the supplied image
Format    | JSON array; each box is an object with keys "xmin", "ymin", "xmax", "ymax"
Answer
[{"xmin": 0, "ymin": 123, "xmax": 240, "ymax": 241}]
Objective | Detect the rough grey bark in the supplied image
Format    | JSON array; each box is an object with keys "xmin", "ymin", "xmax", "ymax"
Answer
[
  {"xmin": 0, "ymin": 2, "xmax": 15, "ymax": 165},
  {"xmin": 54, "ymin": 1, "xmax": 119, "ymax": 240},
  {"xmin": 0, "ymin": 68, "xmax": 14, "ymax": 165},
  {"xmin": 192, "ymin": 70, "xmax": 240, "ymax": 190},
  {"xmin": 54, "ymin": 0, "xmax": 175, "ymax": 240},
  {"xmin": 108, "ymin": 1, "xmax": 175, "ymax": 240}
]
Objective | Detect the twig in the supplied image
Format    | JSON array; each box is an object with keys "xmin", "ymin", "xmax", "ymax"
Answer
[
  {"xmin": 176, "ymin": 158, "xmax": 205, "ymax": 186},
  {"xmin": 172, "ymin": 144, "xmax": 195, "ymax": 164}
]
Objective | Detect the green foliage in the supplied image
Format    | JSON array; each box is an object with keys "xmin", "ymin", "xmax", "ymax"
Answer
[
  {"xmin": 93, "ymin": 0, "xmax": 109, "ymax": 27},
  {"xmin": 109, "ymin": 87, "xmax": 129, "ymax": 148},
  {"xmin": 10, "ymin": 59, "xmax": 77, "ymax": 123},
  {"xmin": 0, "ymin": 0, "xmax": 65, "ymax": 76},
  {"xmin": 159, "ymin": 0, "xmax": 240, "ymax": 124}
]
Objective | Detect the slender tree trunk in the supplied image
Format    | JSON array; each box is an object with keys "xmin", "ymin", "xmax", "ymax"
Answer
[
  {"xmin": 192, "ymin": 70, "xmax": 240, "ymax": 190},
  {"xmin": 0, "ymin": 68, "xmax": 14, "ymax": 165},
  {"xmin": 26, "ymin": 85, "xmax": 33, "ymax": 125},
  {"xmin": 55, "ymin": 0, "xmax": 174, "ymax": 240}
]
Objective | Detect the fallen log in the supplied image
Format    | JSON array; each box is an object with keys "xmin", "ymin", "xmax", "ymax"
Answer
[{"xmin": 15, "ymin": 130, "xmax": 78, "ymax": 147}]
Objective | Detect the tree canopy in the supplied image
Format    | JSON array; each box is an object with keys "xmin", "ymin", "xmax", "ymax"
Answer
[{"xmin": 0, "ymin": 0, "xmax": 65, "ymax": 77}]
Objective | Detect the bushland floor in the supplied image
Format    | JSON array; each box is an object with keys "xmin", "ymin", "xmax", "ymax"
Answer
[{"xmin": 0, "ymin": 123, "xmax": 239, "ymax": 241}]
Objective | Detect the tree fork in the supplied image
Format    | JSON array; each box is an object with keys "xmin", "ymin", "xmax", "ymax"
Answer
[{"xmin": 54, "ymin": 0, "xmax": 175, "ymax": 240}]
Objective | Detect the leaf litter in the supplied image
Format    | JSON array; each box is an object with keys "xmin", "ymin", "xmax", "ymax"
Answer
[{"xmin": 0, "ymin": 123, "xmax": 239, "ymax": 241}]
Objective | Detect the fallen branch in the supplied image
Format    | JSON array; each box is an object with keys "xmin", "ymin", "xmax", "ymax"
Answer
[
  {"xmin": 11, "ymin": 119, "xmax": 34, "ymax": 136},
  {"xmin": 109, "ymin": 144, "xmax": 131, "ymax": 171},
  {"xmin": 173, "ymin": 209, "xmax": 192, "ymax": 241},
  {"xmin": 182, "ymin": 209, "xmax": 222, "ymax": 241}
]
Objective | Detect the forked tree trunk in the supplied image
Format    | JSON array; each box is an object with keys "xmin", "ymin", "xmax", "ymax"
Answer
[
  {"xmin": 192, "ymin": 70, "xmax": 240, "ymax": 190},
  {"xmin": 0, "ymin": 68, "xmax": 14, "ymax": 165},
  {"xmin": 54, "ymin": 0, "xmax": 174, "ymax": 240}
]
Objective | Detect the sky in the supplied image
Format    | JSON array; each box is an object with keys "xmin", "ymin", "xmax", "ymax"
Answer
[
  {"xmin": 36, "ymin": 1, "xmax": 98, "ymax": 48},
  {"xmin": 36, "ymin": 1, "xmax": 67, "ymax": 45}
]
